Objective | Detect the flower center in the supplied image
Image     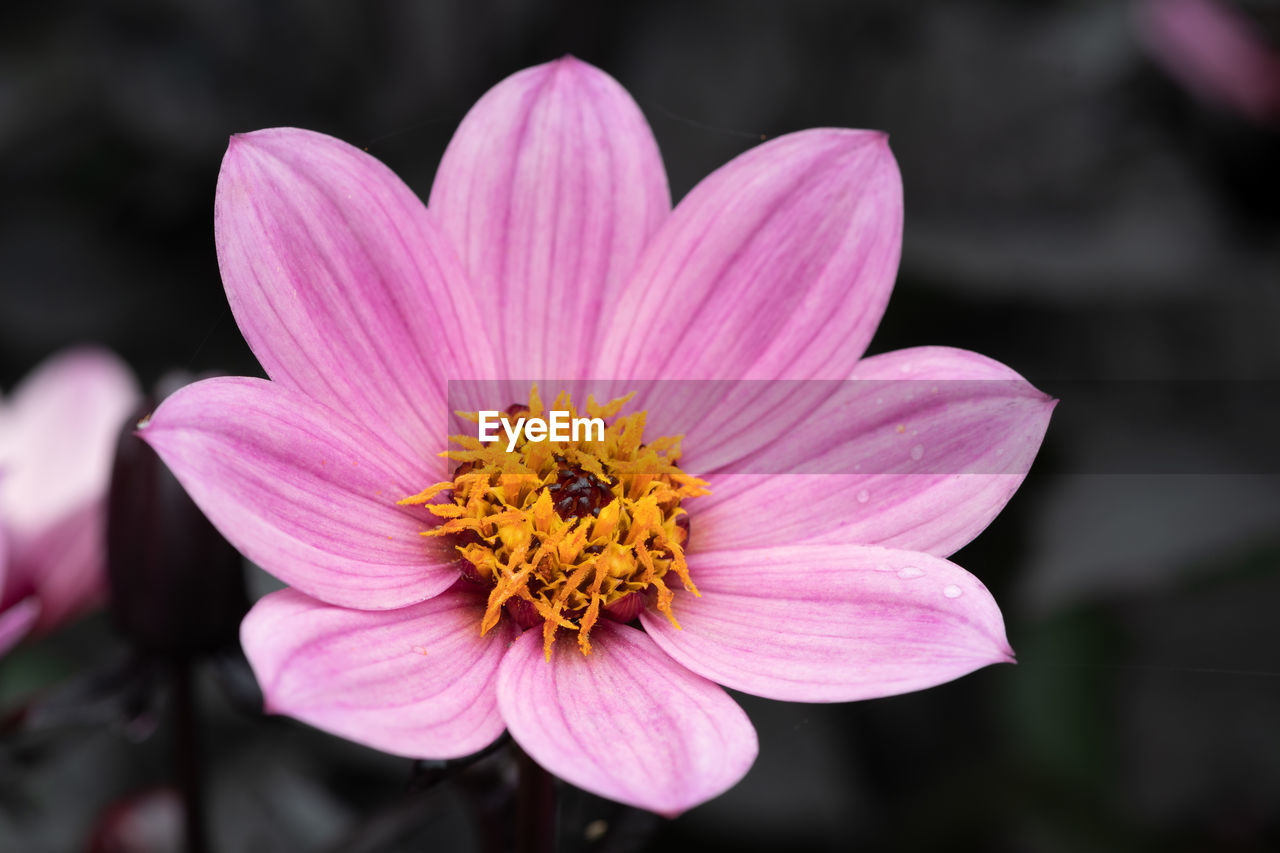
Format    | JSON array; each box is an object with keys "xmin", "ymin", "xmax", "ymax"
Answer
[{"xmin": 400, "ymin": 388, "xmax": 706, "ymax": 659}]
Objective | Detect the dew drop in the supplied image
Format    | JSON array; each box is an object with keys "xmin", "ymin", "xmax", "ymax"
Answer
[
  {"xmin": 943, "ymin": 584, "xmax": 963, "ymax": 599},
  {"xmin": 910, "ymin": 444, "xmax": 924, "ymax": 461},
  {"xmin": 856, "ymin": 489, "xmax": 870, "ymax": 503},
  {"xmin": 898, "ymin": 566, "xmax": 924, "ymax": 579}
]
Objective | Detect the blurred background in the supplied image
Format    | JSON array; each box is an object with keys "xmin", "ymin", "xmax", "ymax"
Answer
[{"xmin": 2, "ymin": 0, "xmax": 1279, "ymax": 850}]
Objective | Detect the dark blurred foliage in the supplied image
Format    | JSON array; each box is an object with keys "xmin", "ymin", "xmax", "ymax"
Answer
[{"xmin": 2, "ymin": 1, "xmax": 1279, "ymax": 851}]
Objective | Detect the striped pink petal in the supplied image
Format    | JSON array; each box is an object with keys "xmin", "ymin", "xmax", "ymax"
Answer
[
  {"xmin": 429, "ymin": 57, "xmax": 670, "ymax": 379},
  {"xmin": 242, "ymin": 586, "xmax": 515, "ymax": 759},
  {"xmin": 598, "ymin": 128, "xmax": 901, "ymax": 381},
  {"xmin": 642, "ymin": 544, "xmax": 1012, "ymax": 702},
  {"xmin": 140, "ymin": 377, "xmax": 457, "ymax": 610},
  {"xmin": 691, "ymin": 347, "xmax": 1055, "ymax": 557},
  {"xmin": 216, "ymin": 128, "xmax": 494, "ymax": 461},
  {"xmin": 497, "ymin": 622, "xmax": 757, "ymax": 816}
]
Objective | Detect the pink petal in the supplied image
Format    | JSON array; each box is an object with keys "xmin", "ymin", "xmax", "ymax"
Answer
[
  {"xmin": 9, "ymin": 502, "xmax": 105, "ymax": 631},
  {"xmin": 0, "ymin": 347, "xmax": 139, "ymax": 540},
  {"xmin": 497, "ymin": 622, "xmax": 757, "ymax": 815},
  {"xmin": 642, "ymin": 544, "xmax": 1012, "ymax": 703},
  {"xmin": 691, "ymin": 347, "xmax": 1056, "ymax": 558},
  {"xmin": 1136, "ymin": 0, "xmax": 1280, "ymax": 123},
  {"xmin": 429, "ymin": 57, "xmax": 669, "ymax": 379},
  {"xmin": 216, "ymin": 128, "xmax": 494, "ymax": 460},
  {"xmin": 242, "ymin": 586, "xmax": 515, "ymax": 759},
  {"xmin": 597, "ymin": 128, "xmax": 901, "ymax": 380},
  {"xmin": 0, "ymin": 597, "xmax": 40, "ymax": 657},
  {"xmin": 141, "ymin": 377, "xmax": 458, "ymax": 610}
]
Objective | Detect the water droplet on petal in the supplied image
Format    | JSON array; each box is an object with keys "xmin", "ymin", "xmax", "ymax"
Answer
[
  {"xmin": 943, "ymin": 584, "xmax": 963, "ymax": 599},
  {"xmin": 898, "ymin": 566, "xmax": 924, "ymax": 579},
  {"xmin": 856, "ymin": 489, "xmax": 870, "ymax": 503},
  {"xmin": 910, "ymin": 444, "xmax": 924, "ymax": 461}
]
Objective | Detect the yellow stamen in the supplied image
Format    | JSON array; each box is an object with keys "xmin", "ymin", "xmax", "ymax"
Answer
[{"xmin": 401, "ymin": 387, "xmax": 707, "ymax": 659}]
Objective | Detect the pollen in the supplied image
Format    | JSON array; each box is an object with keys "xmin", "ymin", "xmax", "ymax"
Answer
[{"xmin": 400, "ymin": 388, "xmax": 707, "ymax": 659}]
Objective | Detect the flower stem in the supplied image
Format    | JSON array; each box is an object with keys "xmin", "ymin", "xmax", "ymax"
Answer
[
  {"xmin": 172, "ymin": 660, "xmax": 208, "ymax": 853},
  {"xmin": 516, "ymin": 747, "xmax": 557, "ymax": 853}
]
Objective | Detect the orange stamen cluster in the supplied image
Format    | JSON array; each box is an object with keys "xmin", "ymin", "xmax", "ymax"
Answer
[{"xmin": 400, "ymin": 388, "xmax": 707, "ymax": 659}]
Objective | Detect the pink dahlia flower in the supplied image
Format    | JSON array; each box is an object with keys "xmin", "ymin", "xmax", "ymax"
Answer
[
  {"xmin": 0, "ymin": 348, "xmax": 140, "ymax": 655},
  {"xmin": 141, "ymin": 58, "xmax": 1054, "ymax": 814}
]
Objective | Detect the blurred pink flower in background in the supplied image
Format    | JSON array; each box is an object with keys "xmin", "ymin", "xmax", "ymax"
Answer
[
  {"xmin": 1136, "ymin": 0, "xmax": 1280, "ymax": 124},
  {"xmin": 142, "ymin": 58, "xmax": 1053, "ymax": 813},
  {"xmin": 0, "ymin": 348, "xmax": 140, "ymax": 655}
]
